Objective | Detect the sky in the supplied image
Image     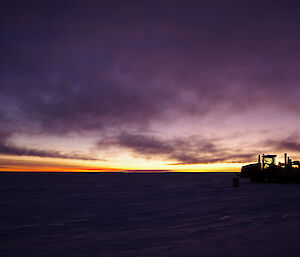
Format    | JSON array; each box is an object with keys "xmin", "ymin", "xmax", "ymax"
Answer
[{"xmin": 1, "ymin": 0, "xmax": 300, "ymax": 172}]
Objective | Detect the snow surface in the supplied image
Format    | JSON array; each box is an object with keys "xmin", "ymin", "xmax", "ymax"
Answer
[{"xmin": 1, "ymin": 172, "xmax": 300, "ymax": 257}]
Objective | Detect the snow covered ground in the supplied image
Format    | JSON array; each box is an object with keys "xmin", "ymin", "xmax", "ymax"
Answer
[{"xmin": 1, "ymin": 172, "xmax": 300, "ymax": 257}]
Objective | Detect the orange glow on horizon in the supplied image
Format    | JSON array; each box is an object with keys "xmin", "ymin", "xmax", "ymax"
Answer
[
  {"xmin": 0, "ymin": 166, "xmax": 123, "ymax": 172},
  {"xmin": 0, "ymin": 154, "xmax": 247, "ymax": 173},
  {"xmin": 0, "ymin": 161, "xmax": 242, "ymax": 173}
]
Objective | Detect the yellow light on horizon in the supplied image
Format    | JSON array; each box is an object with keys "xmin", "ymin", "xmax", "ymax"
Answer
[{"xmin": 0, "ymin": 154, "xmax": 246, "ymax": 172}]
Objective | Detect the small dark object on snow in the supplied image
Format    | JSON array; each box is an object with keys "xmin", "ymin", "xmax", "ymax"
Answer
[{"xmin": 232, "ymin": 178, "xmax": 239, "ymax": 187}]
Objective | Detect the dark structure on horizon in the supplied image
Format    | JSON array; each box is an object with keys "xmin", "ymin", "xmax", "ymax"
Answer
[{"xmin": 238, "ymin": 153, "xmax": 300, "ymax": 183}]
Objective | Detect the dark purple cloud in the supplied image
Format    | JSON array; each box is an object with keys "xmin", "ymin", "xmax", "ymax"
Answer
[
  {"xmin": 0, "ymin": 130, "xmax": 97, "ymax": 160},
  {"xmin": 97, "ymin": 132, "xmax": 257, "ymax": 164},
  {"xmin": 264, "ymin": 136, "xmax": 300, "ymax": 152},
  {"xmin": 1, "ymin": 0, "xmax": 300, "ymax": 161}
]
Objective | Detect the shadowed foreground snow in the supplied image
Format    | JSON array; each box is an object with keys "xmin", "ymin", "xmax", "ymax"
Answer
[{"xmin": 1, "ymin": 172, "xmax": 300, "ymax": 257}]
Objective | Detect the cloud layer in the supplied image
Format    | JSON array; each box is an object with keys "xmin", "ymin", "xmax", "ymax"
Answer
[
  {"xmin": 1, "ymin": 1, "xmax": 300, "ymax": 133},
  {"xmin": 1, "ymin": 1, "xmax": 300, "ymax": 165},
  {"xmin": 264, "ymin": 136, "xmax": 300, "ymax": 153},
  {"xmin": 0, "ymin": 130, "xmax": 97, "ymax": 161},
  {"xmin": 98, "ymin": 133, "xmax": 257, "ymax": 164}
]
